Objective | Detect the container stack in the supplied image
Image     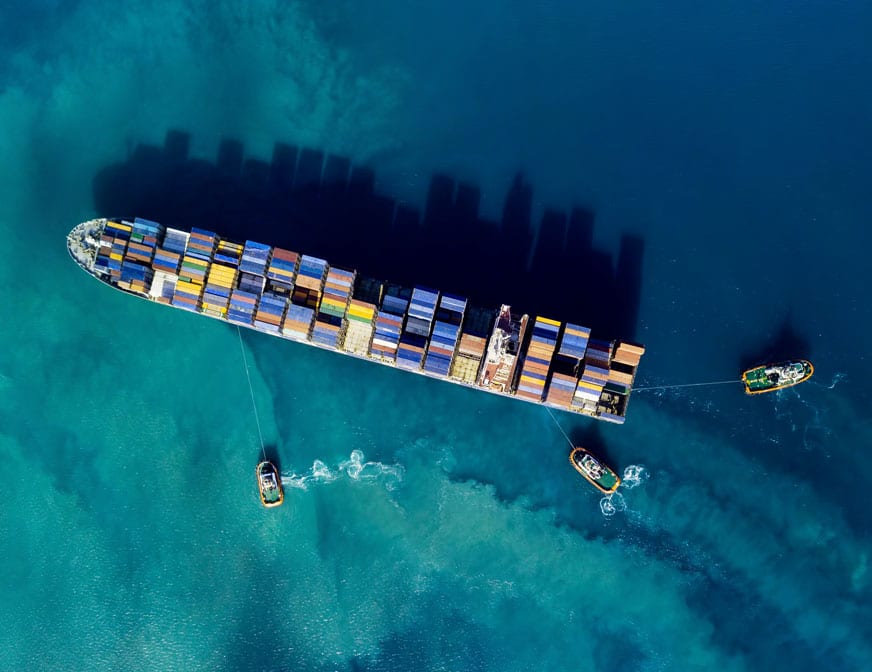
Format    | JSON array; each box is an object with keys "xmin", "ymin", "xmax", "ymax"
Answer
[
  {"xmin": 254, "ymin": 292, "xmax": 287, "ymax": 333},
  {"xmin": 172, "ymin": 229, "xmax": 214, "ymax": 311},
  {"xmin": 586, "ymin": 339, "xmax": 613, "ymax": 369},
  {"xmin": 342, "ymin": 276, "xmax": 381, "ymax": 356},
  {"xmin": 147, "ymin": 227, "xmax": 187, "ymax": 303},
  {"xmin": 114, "ymin": 219, "xmax": 160, "ymax": 294},
  {"xmin": 238, "ymin": 241, "xmax": 270, "ymax": 295},
  {"xmin": 397, "ymin": 287, "xmax": 438, "ymax": 370},
  {"xmin": 609, "ymin": 342, "xmax": 646, "ymax": 392},
  {"xmin": 187, "ymin": 228, "xmax": 217, "ymax": 260},
  {"xmin": 405, "ymin": 288, "xmax": 438, "ymax": 338},
  {"xmin": 201, "ymin": 237, "xmax": 242, "ymax": 318},
  {"xmin": 312, "ymin": 266, "xmax": 355, "ymax": 348},
  {"xmin": 118, "ymin": 258, "xmax": 154, "ymax": 294},
  {"xmin": 343, "ymin": 299, "xmax": 377, "ymax": 355},
  {"xmin": 450, "ymin": 334, "xmax": 487, "ymax": 383},
  {"xmin": 123, "ymin": 218, "xmax": 160, "ymax": 267},
  {"xmin": 515, "ymin": 317, "xmax": 561, "ymax": 401},
  {"xmin": 292, "ymin": 255, "xmax": 327, "ymax": 308},
  {"xmin": 201, "ymin": 262, "xmax": 237, "ymax": 318},
  {"xmin": 227, "ymin": 289, "xmax": 258, "ymax": 325},
  {"xmin": 152, "ymin": 228, "xmax": 188, "ymax": 274},
  {"xmin": 572, "ymin": 338, "xmax": 612, "ymax": 411},
  {"xmin": 282, "ymin": 255, "xmax": 327, "ymax": 341},
  {"xmin": 95, "ymin": 219, "xmax": 132, "ymax": 280},
  {"xmin": 370, "ymin": 285, "xmax": 410, "ymax": 362},
  {"xmin": 545, "ymin": 323, "xmax": 590, "ymax": 408},
  {"xmin": 449, "ymin": 306, "xmax": 493, "ymax": 384},
  {"xmin": 214, "ymin": 239, "xmax": 243, "ymax": 266},
  {"xmin": 282, "ymin": 304, "xmax": 314, "ymax": 340},
  {"xmin": 172, "ymin": 273, "xmax": 205, "ymax": 311},
  {"xmin": 266, "ymin": 247, "xmax": 299, "ymax": 295},
  {"xmin": 423, "ymin": 294, "xmax": 466, "ymax": 377}
]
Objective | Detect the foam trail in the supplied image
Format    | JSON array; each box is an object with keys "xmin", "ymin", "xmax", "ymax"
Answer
[
  {"xmin": 825, "ymin": 372, "xmax": 847, "ymax": 389},
  {"xmin": 600, "ymin": 492, "xmax": 627, "ymax": 517},
  {"xmin": 621, "ymin": 464, "xmax": 649, "ymax": 490},
  {"xmin": 283, "ymin": 450, "xmax": 403, "ymax": 492},
  {"xmin": 596, "ymin": 468, "xmax": 648, "ymax": 519}
]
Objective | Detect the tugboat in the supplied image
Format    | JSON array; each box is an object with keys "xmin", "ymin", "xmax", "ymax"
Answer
[
  {"xmin": 569, "ymin": 447, "xmax": 621, "ymax": 494},
  {"xmin": 742, "ymin": 359, "xmax": 814, "ymax": 395},
  {"xmin": 256, "ymin": 460, "xmax": 284, "ymax": 508}
]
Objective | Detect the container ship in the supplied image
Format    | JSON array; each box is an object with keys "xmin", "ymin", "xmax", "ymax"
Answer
[{"xmin": 67, "ymin": 217, "xmax": 645, "ymax": 423}]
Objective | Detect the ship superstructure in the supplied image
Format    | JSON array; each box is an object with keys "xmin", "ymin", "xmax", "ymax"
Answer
[{"xmin": 67, "ymin": 217, "xmax": 645, "ymax": 424}]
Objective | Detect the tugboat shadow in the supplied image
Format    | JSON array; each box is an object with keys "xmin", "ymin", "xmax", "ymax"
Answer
[
  {"xmin": 568, "ymin": 423, "xmax": 616, "ymax": 468},
  {"xmin": 259, "ymin": 444, "xmax": 282, "ymax": 472},
  {"xmin": 738, "ymin": 313, "xmax": 812, "ymax": 373}
]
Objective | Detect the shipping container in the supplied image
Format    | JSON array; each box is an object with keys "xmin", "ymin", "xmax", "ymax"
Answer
[
  {"xmin": 447, "ymin": 305, "xmax": 493, "ymax": 384},
  {"xmin": 406, "ymin": 286, "xmax": 439, "ymax": 338},
  {"xmin": 254, "ymin": 292, "xmax": 287, "ymax": 332},
  {"xmin": 240, "ymin": 240, "xmax": 271, "ymax": 276},
  {"xmin": 147, "ymin": 270, "xmax": 179, "ymax": 303},
  {"xmin": 283, "ymin": 304, "xmax": 315, "ymax": 340},
  {"xmin": 341, "ymin": 276, "xmax": 380, "ymax": 355},
  {"xmin": 515, "ymin": 316, "xmax": 561, "ymax": 401},
  {"xmin": 267, "ymin": 247, "xmax": 299, "ymax": 293},
  {"xmin": 423, "ymin": 293, "xmax": 467, "ymax": 377},
  {"xmin": 393, "ymin": 286, "xmax": 437, "ymax": 369},
  {"xmin": 369, "ymin": 284, "xmax": 411, "ymax": 362}
]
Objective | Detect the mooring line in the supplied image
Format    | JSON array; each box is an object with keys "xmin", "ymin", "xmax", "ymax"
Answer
[
  {"xmin": 632, "ymin": 379, "xmax": 742, "ymax": 392},
  {"xmin": 237, "ymin": 326, "xmax": 266, "ymax": 459},
  {"xmin": 545, "ymin": 407, "xmax": 574, "ymax": 449}
]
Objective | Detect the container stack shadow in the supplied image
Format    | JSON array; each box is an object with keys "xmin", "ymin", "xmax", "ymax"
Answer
[{"xmin": 93, "ymin": 130, "xmax": 644, "ymax": 340}]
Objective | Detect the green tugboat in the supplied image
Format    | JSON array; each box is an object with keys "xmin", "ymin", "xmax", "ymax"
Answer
[
  {"xmin": 742, "ymin": 359, "xmax": 814, "ymax": 395},
  {"xmin": 256, "ymin": 461, "xmax": 284, "ymax": 508},
  {"xmin": 569, "ymin": 447, "xmax": 621, "ymax": 494}
]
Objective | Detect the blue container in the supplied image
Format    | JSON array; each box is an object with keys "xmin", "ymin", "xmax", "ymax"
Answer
[{"xmin": 253, "ymin": 320, "xmax": 280, "ymax": 333}]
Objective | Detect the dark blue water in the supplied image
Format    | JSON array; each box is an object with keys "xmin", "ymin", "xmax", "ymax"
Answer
[{"xmin": 1, "ymin": 2, "xmax": 870, "ymax": 670}]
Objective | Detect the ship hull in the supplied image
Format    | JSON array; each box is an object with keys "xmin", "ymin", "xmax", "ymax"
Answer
[
  {"xmin": 742, "ymin": 359, "xmax": 814, "ymax": 395},
  {"xmin": 67, "ymin": 217, "xmax": 645, "ymax": 424}
]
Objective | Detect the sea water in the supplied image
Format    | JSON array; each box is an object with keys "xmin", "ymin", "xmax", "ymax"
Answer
[{"xmin": 1, "ymin": 2, "xmax": 870, "ymax": 670}]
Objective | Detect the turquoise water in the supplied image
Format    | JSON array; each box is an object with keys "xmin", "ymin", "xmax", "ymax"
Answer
[{"xmin": 2, "ymin": 2, "xmax": 871, "ymax": 670}]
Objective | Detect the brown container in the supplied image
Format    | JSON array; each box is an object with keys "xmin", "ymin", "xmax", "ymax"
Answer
[
  {"xmin": 612, "ymin": 352, "xmax": 641, "ymax": 366},
  {"xmin": 458, "ymin": 334, "xmax": 487, "ymax": 357},
  {"xmin": 271, "ymin": 247, "xmax": 298, "ymax": 261},
  {"xmin": 255, "ymin": 312, "xmax": 282, "ymax": 326},
  {"xmin": 295, "ymin": 275, "xmax": 322, "ymax": 291},
  {"xmin": 615, "ymin": 342, "xmax": 646, "ymax": 356}
]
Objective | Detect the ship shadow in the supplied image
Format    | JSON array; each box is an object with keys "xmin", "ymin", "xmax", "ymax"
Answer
[
  {"xmin": 93, "ymin": 129, "xmax": 645, "ymax": 340},
  {"xmin": 737, "ymin": 314, "xmax": 812, "ymax": 372}
]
